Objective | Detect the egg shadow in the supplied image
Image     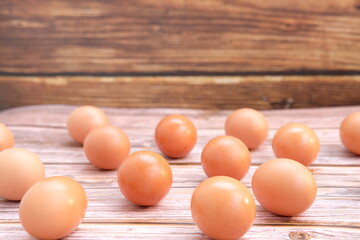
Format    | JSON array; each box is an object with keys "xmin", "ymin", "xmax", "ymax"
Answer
[
  {"xmin": 255, "ymin": 204, "xmax": 294, "ymax": 221},
  {"xmin": 61, "ymin": 140, "xmax": 83, "ymax": 148},
  {"xmin": 117, "ymin": 196, "xmax": 156, "ymax": 212},
  {"xmin": 340, "ymin": 148, "xmax": 360, "ymax": 159},
  {"xmin": 0, "ymin": 197, "xmax": 21, "ymax": 204}
]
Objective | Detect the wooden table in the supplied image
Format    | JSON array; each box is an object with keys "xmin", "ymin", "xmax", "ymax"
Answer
[{"xmin": 1, "ymin": 105, "xmax": 360, "ymax": 239}]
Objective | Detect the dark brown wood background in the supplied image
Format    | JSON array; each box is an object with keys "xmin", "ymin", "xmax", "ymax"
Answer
[{"xmin": 1, "ymin": 0, "xmax": 360, "ymax": 110}]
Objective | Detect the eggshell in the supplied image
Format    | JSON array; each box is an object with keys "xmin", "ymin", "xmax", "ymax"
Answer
[
  {"xmin": 272, "ymin": 123, "xmax": 320, "ymax": 166},
  {"xmin": 191, "ymin": 176, "xmax": 256, "ymax": 239},
  {"xmin": 19, "ymin": 176, "xmax": 87, "ymax": 240},
  {"xmin": 340, "ymin": 111, "xmax": 360, "ymax": 155},
  {"xmin": 155, "ymin": 114, "xmax": 197, "ymax": 158},
  {"xmin": 0, "ymin": 123, "xmax": 14, "ymax": 151},
  {"xmin": 201, "ymin": 135, "xmax": 251, "ymax": 180},
  {"xmin": 67, "ymin": 105, "xmax": 109, "ymax": 144},
  {"xmin": 117, "ymin": 151, "xmax": 172, "ymax": 206},
  {"xmin": 0, "ymin": 148, "xmax": 44, "ymax": 201},
  {"xmin": 225, "ymin": 108, "xmax": 268, "ymax": 149},
  {"xmin": 252, "ymin": 158, "xmax": 317, "ymax": 216},
  {"xmin": 83, "ymin": 125, "xmax": 130, "ymax": 170}
]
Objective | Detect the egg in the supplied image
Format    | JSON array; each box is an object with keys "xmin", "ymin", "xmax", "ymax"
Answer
[
  {"xmin": 155, "ymin": 114, "xmax": 197, "ymax": 158},
  {"xmin": 19, "ymin": 176, "xmax": 87, "ymax": 239},
  {"xmin": 83, "ymin": 125, "xmax": 130, "ymax": 170},
  {"xmin": 252, "ymin": 158, "xmax": 317, "ymax": 216},
  {"xmin": 201, "ymin": 135, "xmax": 250, "ymax": 180},
  {"xmin": 0, "ymin": 148, "xmax": 44, "ymax": 201},
  {"xmin": 191, "ymin": 176, "xmax": 256, "ymax": 240},
  {"xmin": 272, "ymin": 123, "xmax": 319, "ymax": 166},
  {"xmin": 67, "ymin": 105, "xmax": 109, "ymax": 144},
  {"xmin": 117, "ymin": 151, "xmax": 172, "ymax": 206},
  {"xmin": 340, "ymin": 111, "xmax": 360, "ymax": 155},
  {"xmin": 0, "ymin": 123, "xmax": 14, "ymax": 151},
  {"xmin": 225, "ymin": 108, "xmax": 268, "ymax": 149}
]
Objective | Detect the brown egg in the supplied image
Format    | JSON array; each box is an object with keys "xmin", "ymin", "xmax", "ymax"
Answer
[
  {"xmin": 201, "ymin": 135, "xmax": 251, "ymax": 180},
  {"xmin": 191, "ymin": 176, "xmax": 256, "ymax": 239},
  {"xmin": 117, "ymin": 151, "xmax": 172, "ymax": 206},
  {"xmin": 83, "ymin": 125, "xmax": 130, "ymax": 170},
  {"xmin": 225, "ymin": 108, "xmax": 268, "ymax": 149},
  {"xmin": 272, "ymin": 123, "xmax": 320, "ymax": 166},
  {"xmin": 67, "ymin": 105, "xmax": 109, "ymax": 144},
  {"xmin": 0, "ymin": 148, "xmax": 44, "ymax": 201},
  {"xmin": 19, "ymin": 176, "xmax": 87, "ymax": 240},
  {"xmin": 340, "ymin": 111, "xmax": 360, "ymax": 155},
  {"xmin": 155, "ymin": 114, "xmax": 197, "ymax": 158},
  {"xmin": 252, "ymin": 158, "xmax": 317, "ymax": 216},
  {"xmin": 0, "ymin": 123, "xmax": 14, "ymax": 151}
]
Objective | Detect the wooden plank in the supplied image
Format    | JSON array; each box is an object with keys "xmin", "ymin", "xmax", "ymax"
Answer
[
  {"xmin": 2, "ymin": 187, "xmax": 360, "ymax": 226},
  {"xmin": 1, "ymin": 223, "xmax": 360, "ymax": 240},
  {"xmin": 1, "ymin": 104, "xmax": 358, "ymax": 129},
  {"xmin": 1, "ymin": 164, "xmax": 360, "ymax": 194},
  {"xmin": 1, "ymin": 0, "xmax": 360, "ymax": 74},
  {"xmin": 3, "ymin": 133, "xmax": 358, "ymax": 166},
  {"xmin": 1, "ymin": 76, "xmax": 360, "ymax": 110},
  {"xmin": 1, "ymin": 105, "xmax": 360, "ymax": 239},
  {"xmin": 1, "ymin": 105, "xmax": 359, "ymax": 166}
]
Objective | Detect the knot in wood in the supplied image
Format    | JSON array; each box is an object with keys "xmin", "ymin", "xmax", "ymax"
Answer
[
  {"xmin": 289, "ymin": 231, "xmax": 311, "ymax": 240},
  {"xmin": 270, "ymin": 98, "xmax": 295, "ymax": 109}
]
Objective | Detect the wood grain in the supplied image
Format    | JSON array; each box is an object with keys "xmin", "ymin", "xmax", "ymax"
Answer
[
  {"xmin": 1, "ymin": 223, "xmax": 360, "ymax": 240},
  {"xmin": 1, "ymin": 76, "xmax": 360, "ymax": 110},
  {"xmin": 0, "ymin": 105, "xmax": 360, "ymax": 239},
  {"xmin": 2, "ymin": 186, "xmax": 360, "ymax": 226},
  {"xmin": 1, "ymin": 0, "xmax": 360, "ymax": 74}
]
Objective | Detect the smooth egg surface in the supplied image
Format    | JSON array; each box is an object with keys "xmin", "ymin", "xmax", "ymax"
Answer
[
  {"xmin": 225, "ymin": 108, "xmax": 268, "ymax": 149},
  {"xmin": 340, "ymin": 111, "xmax": 360, "ymax": 155},
  {"xmin": 117, "ymin": 151, "xmax": 173, "ymax": 206},
  {"xmin": 19, "ymin": 176, "xmax": 87, "ymax": 239},
  {"xmin": 252, "ymin": 158, "xmax": 317, "ymax": 216},
  {"xmin": 201, "ymin": 135, "xmax": 251, "ymax": 180},
  {"xmin": 272, "ymin": 123, "xmax": 319, "ymax": 166},
  {"xmin": 191, "ymin": 176, "xmax": 256, "ymax": 240},
  {"xmin": 0, "ymin": 148, "xmax": 44, "ymax": 201},
  {"xmin": 155, "ymin": 114, "xmax": 197, "ymax": 158},
  {"xmin": 67, "ymin": 105, "xmax": 109, "ymax": 144},
  {"xmin": 0, "ymin": 123, "xmax": 14, "ymax": 151},
  {"xmin": 84, "ymin": 125, "xmax": 130, "ymax": 170}
]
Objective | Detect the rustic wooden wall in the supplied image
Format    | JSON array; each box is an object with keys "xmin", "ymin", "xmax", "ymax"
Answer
[{"xmin": 1, "ymin": 0, "xmax": 360, "ymax": 110}]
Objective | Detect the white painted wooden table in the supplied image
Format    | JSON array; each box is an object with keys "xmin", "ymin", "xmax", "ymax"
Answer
[{"xmin": 1, "ymin": 105, "xmax": 360, "ymax": 239}]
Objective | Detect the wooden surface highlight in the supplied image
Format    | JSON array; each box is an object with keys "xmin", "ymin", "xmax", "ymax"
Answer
[
  {"xmin": 1, "ymin": 0, "xmax": 360, "ymax": 74},
  {"xmin": 1, "ymin": 76, "xmax": 360, "ymax": 110},
  {"xmin": 0, "ymin": 104, "xmax": 360, "ymax": 239}
]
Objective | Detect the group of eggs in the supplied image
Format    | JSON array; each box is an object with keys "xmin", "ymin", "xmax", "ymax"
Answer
[{"xmin": 1, "ymin": 106, "xmax": 360, "ymax": 239}]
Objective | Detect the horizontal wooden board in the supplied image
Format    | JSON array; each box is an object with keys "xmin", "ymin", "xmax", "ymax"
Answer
[
  {"xmin": 0, "ymin": 105, "xmax": 360, "ymax": 166},
  {"xmin": 1, "ymin": 76, "xmax": 360, "ymax": 110},
  {"xmin": 1, "ymin": 105, "xmax": 360, "ymax": 239},
  {"xmin": 1, "ymin": 105, "xmax": 360, "ymax": 165},
  {"xmin": 1, "ymin": 164, "xmax": 359, "ymax": 194},
  {"xmin": 1, "ymin": 104, "xmax": 358, "ymax": 128},
  {"xmin": 1, "ymin": 223, "xmax": 360, "ymax": 240},
  {"xmin": 2, "ymin": 187, "xmax": 360, "ymax": 226},
  {"xmin": 1, "ymin": 0, "xmax": 360, "ymax": 74}
]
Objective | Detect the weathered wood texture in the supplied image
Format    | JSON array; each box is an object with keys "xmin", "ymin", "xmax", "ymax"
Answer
[
  {"xmin": 1, "ymin": 0, "xmax": 360, "ymax": 110},
  {"xmin": 1, "ymin": 0, "xmax": 360, "ymax": 74},
  {"xmin": 1, "ymin": 76, "xmax": 360, "ymax": 110},
  {"xmin": 0, "ymin": 105, "xmax": 360, "ymax": 239}
]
